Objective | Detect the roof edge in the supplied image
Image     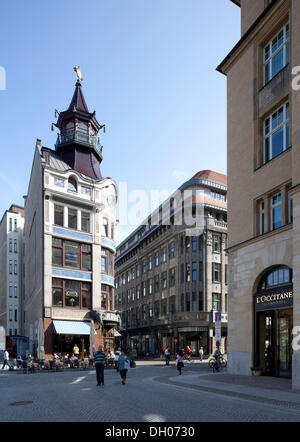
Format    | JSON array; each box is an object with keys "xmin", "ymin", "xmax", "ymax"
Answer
[{"xmin": 217, "ymin": 0, "xmax": 280, "ymax": 75}]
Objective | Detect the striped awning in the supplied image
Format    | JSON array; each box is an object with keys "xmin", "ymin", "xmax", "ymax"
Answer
[{"xmin": 53, "ymin": 320, "xmax": 95, "ymax": 335}]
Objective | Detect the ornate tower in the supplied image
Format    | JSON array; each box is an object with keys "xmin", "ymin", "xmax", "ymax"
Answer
[{"xmin": 54, "ymin": 78, "xmax": 105, "ymax": 180}]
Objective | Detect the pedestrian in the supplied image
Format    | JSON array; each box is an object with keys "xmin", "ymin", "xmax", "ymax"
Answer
[
  {"xmin": 164, "ymin": 347, "xmax": 170, "ymax": 366},
  {"xmin": 118, "ymin": 349, "xmax": 130, "ymax": 385},
  {"xmin": 199, "ymin": 347, "xmax": 204, "ymax": 362},
  {"xmin": 1, "ymin": 349, "xmax": 10, "ymax": 370},
  {"xmin": 114, "ymin": 348, "xmax": 121, "ymax": 371},
  {"xmin": 73, "ymin": 344, "xmax": 79, "ymax": 358},
  {"xmin": 176, "ymin": 350, "xmax": 184, "ymax": 375},
  {"xmin": 94, "ymin": 345, "xmax": 107, "ymax": 386}
]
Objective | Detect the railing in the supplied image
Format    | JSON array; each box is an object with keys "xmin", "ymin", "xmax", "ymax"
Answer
[{"xmin": 56, "ymin": 128, "xmax": 103, "ymax": 155}]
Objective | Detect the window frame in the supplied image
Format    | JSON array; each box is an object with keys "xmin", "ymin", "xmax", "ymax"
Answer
[
  {"xmin": 263, "ymin": 101, "xmax": 289, "ymax": 164},
  {"xmin": 52, "ymin": 237, "xmax": 92, "ymax": 272},
  {"xmin": 263, "ymin": 23, "xmax": 289, "ymax": 86},
  {"xmin": 52, "ymin": 278, "xmax": 92, "ymax": 309}
]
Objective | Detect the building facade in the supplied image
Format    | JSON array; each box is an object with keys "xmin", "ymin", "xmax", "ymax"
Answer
[
  {"xmin": 218, "ymin": 0, "xmax": 300, "ymax": 386},
  {"xmin": 0, "ymin": 205, "xmax": 24, "ymax": 348},
  {"xmin": 115, "ymin": 171, "xmax": 228, "ymax": 357},
  {"xmin": 22, "ymin": 79, "xmax": 119, "ymax": 358}
]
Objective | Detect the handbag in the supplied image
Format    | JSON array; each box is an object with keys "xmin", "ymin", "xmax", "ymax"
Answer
[{"xmin": 125, "ymin": 360, "xmax": 130, "ymax": 371}]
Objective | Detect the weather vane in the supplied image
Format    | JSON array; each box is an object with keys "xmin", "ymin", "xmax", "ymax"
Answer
[{"xmin": 73, "ymin": 66, "xmax": 83, "ymax": 82}]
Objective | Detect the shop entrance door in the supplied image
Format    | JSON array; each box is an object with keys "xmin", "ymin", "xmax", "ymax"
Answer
[
  {"xmin": 256, "ymin": 309, "xmax": 292, "ymax": 378},
  {"xmin": 277, "ymin": 310, "xmax": 293, "ymax": 377}
]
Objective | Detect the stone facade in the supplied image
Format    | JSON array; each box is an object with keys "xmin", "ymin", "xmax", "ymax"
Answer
[
  {"xmin": 22, "ymin": 81, "xmax": 119, "ymax": 359},
  {"xmin": 0, "ymin": 205, "xmax": 24, "ymax": 342},
  {"xmin": 219, "ymin": 0, "xmax": 300, "ymax": 387},
  {"xmin": 115, "ymin": 171, "xmax": 228, "ymax": 357}
]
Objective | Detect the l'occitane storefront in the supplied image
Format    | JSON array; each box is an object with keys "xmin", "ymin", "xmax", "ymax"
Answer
[{"xmin": 253, "ymin": 266, "xmax": 293, "ymax": 378}]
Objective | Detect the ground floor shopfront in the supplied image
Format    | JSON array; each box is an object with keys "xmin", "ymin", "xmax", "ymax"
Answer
[
  {"xmin": 228, "ymin": 227, "xmax": 296, "ymax": 384},
  {"xmin": 42, "ymin": 318, "xmax": 119, "ymax": 358},
  {"xmin": 123, "ymin": 312, "xmax": 228, "ymax": 358},
  {"xmin": 253, "ymin": 272, "xmax": 293, "ymax": 378}
]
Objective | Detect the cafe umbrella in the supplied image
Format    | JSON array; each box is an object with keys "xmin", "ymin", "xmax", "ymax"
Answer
[{"xmin": 89, "ymin": 320, "xmax": 95, "ymax": 358}]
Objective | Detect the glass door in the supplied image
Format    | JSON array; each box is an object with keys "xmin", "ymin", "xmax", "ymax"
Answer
[{"xmin": 277, "ymin": 309, "xmax": 293, "ymax": 377}]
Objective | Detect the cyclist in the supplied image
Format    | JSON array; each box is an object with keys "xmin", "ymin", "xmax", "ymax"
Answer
[
  {"xmin": 213, "ymin": 345, "xmax": 221, "ymax": 371},
  {"xmin": 185, "ymin": 345, "xmax": 192, "ymax": 361}
]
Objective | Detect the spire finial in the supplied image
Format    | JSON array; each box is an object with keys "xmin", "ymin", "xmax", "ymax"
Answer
[{"xmin": 73, "ymin": 66, "xmax": 83, "ymax": 82}]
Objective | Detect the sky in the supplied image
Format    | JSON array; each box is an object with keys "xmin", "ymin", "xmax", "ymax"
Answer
[{"xmin": 0, "ymin": 0, "xmax": 240, "ymax": 244}]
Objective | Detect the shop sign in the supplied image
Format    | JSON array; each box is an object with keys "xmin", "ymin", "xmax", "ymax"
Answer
[
  {"xmin": 173, "ymin": 312, "xmax": 209, "ymax": 322},
  {"xmin": 178, "ymin": 327, "xmax": 208, "ymax": 332},
  {"xmin": 215, "ymin": 312, "xmax": 221, "ymax": 346},
  {"xmin": 254, "ymin": 290, "xmax": 293, "ymax": 311}
]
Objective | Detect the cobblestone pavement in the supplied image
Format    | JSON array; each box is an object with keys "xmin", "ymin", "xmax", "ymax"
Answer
[{"xmin": 1, "ymin": 361, "xmax": 300, "ymax": 422}]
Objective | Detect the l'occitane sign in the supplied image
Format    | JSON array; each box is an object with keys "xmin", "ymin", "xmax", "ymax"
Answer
[{"xmin": 255, "ymin": 291, "xmax": 293, "ymax": 311}]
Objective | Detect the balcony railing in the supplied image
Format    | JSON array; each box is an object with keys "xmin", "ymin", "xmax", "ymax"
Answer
[{"xmin": 56, "ymin": 128, "xmax": 103, "ymax": 155}]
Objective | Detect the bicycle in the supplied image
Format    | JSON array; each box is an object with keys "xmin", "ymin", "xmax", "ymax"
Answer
[
  {"xmin": 183, "ymin": 354, "xmax": 194, "ymax": 364},
  {"xmin": 209, "ymin": 355, "xmax": 227, "ymax": 372}
]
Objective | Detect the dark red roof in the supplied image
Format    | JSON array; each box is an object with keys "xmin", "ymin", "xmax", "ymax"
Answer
[
  {"xmin": 191, "ymin": 170, "xmax": 227, "ymax": 186},
  {"xmin": 68, "ymin": 81, "xmax": 89, "ymax": 113}
]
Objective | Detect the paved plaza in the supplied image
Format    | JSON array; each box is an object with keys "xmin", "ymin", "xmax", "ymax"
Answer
[{"xmin": 1, "ymin": 361, "xmax": 300, "ymax": 422}]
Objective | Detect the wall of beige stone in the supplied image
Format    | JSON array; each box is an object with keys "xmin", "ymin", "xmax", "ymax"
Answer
[{"xmin": 240, "ymin": 0, "xmax": 266, "ymax": 35}]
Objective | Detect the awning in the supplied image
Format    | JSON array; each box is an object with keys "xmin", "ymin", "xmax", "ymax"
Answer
[
  {"xmin": 113, "ymin": 329, "xmax": 122, "ymax": 337},
  {"xmin": 53, "ymin": 320, "xmax": 96, "ymax": 335}
]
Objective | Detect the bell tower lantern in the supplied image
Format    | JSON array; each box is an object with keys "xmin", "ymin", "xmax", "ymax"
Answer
[{"xmin": 54, "ymin": 68, "xmax": 105, "ymax": 180}]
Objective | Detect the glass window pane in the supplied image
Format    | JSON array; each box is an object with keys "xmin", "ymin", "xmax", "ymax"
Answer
[
  {"xmin": 82, "ymin": 253, "xmax": 91, "ymax": 271},
  {"xmin": 82, "ymin": 284, "xmax": 91, "ymax": 309},
  {"xmin": 53, "ymin": 287, "xmax": 63, "ymax": 307},
  {"xmin": 273, "ymin": 205, "xmax": 282, "ymax": 230},
  {"xmin": 52, "ymin": 247, "xmax": 62, "ymax": 267},
  {"xmin": 68, "ymin": 209, "xmax": 77, "ymax": 229},
  {"xmin": 272, "ymin": 127, "xmax": 284, "ymax": 158},
  {"xmin": 54, "ymin": 205, "xmax": 64, "ymax": 226},
  {"xmin": 65, "ymin": 241, "xmax": 80, "ymax": 268},
  {"xmin": 65, "ymin": 280, "xmax": 80, "ymax": 307},
  {"xmin": 272, "ymin": 48, "xmax": 284, "ymax": 77},
  {"xmin": 52, "ymin": 238, "xmax": 62, "ymax": 247},
  {"xmin": 81, "ymin": 212, "xmax": 90, "ymax": 233}
]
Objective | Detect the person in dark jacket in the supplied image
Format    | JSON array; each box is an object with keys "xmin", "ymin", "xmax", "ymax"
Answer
[{"xmin": 94, "ymin": 345, "xmax": 107, "ymax": 386}]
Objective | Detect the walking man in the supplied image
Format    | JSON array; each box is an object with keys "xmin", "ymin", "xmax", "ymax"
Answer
[
  {"xmin": 164, "ymin": 347, "xmax": 170, "ymax": 366},
  {"xmin": 2, "ymin": 349, "xmax": 10, "ymax": 370},
  {"xmin": 94, "ymin": 345, "xmax": 107, "ymax": 386}
]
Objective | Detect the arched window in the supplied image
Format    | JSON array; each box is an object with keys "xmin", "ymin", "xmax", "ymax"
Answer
[
  {"xmin": 259, "ymin": 266, "xmax": 292, "ymax": 290},
  {"xmin": 68, "ymin": 177, "xmax": 77, "ymax": 192}
]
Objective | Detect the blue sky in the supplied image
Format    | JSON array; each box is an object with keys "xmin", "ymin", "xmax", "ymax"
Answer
[{"xmin": 0, "ymin": 0, "xmax": 240, "ymax": 243}]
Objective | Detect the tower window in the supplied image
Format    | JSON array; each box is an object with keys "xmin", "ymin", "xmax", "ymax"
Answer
[{"xmin": 68, "ymin": 177, "xmax": 77, "ymax": 192}]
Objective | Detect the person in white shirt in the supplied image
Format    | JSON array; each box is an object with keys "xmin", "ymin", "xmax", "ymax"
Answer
[
  {"xmin": 114, "ymin": 348, "xmax": 121, "ymax": 371},
  {"xmin": 2, "ymin": 349, "xmax": 10, "ymax": 370},
  {"xmin": 164, "ymin": 347, "xmax": 170, "ymax": 366}
]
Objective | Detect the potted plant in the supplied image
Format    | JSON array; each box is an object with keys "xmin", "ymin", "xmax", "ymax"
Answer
[{"xmin": 251, "ymin": 366, "xmax": 263, "ymax": 376}]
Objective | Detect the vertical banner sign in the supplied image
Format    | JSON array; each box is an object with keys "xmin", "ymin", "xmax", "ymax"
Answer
[{"xmin": 215, "ymin": 312, "xmax": 221, "ymax": 347}]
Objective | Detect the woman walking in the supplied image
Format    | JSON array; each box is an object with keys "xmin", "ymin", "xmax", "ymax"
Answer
[
  {"xmin": 118, "ymin": 350, "xmax": 130, "ymax": 385},
  {"xmin": 176, "ymin": 349, "xmax": 184, "ymax": 375}
]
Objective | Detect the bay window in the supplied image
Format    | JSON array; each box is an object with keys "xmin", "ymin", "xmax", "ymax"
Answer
[
  {"xmin": 52, "ymin": 278, "xmax": 91, "ymax": 309},
  {"xmin": 52, "ymin": 238, "xmax": 92, "ymax": 271}
]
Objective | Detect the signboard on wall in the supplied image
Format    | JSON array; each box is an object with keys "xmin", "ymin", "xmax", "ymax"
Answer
[
  {"xmin": 254, "ymin": 290, "xmax": 293, "ymax": 311},
  {"xmin": 215, "ymin": 312, "xmax": 221, "ymax": 346}
]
